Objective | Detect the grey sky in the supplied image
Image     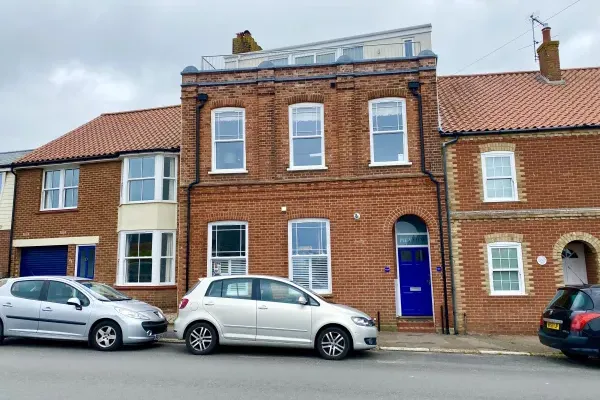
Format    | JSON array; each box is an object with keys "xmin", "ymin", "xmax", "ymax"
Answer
[{"xmin": 1, "ymin": 0, "xmax": 597, "ymax": 152}]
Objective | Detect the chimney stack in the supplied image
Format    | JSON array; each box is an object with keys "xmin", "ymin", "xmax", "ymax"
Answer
[
  {"xmin": 232, "ymin": 30, "xmax": 262, "ymax": 54},
  {"xmin": 536, "ymin": 26, "xmax": 562, "ymax": 82}
]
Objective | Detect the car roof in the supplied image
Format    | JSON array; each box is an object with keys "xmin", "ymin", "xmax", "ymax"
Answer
[{"xmin": 8, "ymin": 276, "xmax": 91, "ymax": 282}]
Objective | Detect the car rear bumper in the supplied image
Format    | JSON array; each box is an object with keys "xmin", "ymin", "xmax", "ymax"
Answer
[{"xmin": 538, "ymin": 330, "xmax": 600, "ymax": 356}]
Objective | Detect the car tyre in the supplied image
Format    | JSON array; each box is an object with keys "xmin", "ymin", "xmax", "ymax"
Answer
[
  {"xmin": 561, "ymin": 350, "xmax": 589, "ymax": 362},
  {"xmin": 317, "ymin": 327, "xmax": 351, "ymax": 360},
  {"xmin": 91, "ymin": 321, "xmax": 122, "ymax": 351},
  {"xmin": 185, "ymin": 322, "xmax": 218, "ymax": 355}
]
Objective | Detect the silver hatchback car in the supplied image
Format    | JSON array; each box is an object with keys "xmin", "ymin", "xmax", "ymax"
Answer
[
  {"xmin": 174, "ymin": 275, "xmax": 378, "ymax": 360},
  {"xmin": 0, "ymin": 276, "xmax": 167, "ymax": 351}
]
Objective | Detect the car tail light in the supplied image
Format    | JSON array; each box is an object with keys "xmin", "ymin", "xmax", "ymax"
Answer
[
  {"xmin": 570, "ymin": 312, "xmax": 600, "ymax": 332},
  {"xmin": 540, "ymin": 315, "xmax": 544, "ymax": 328},
  {"xmin": 179, "ymin": 298, "xmax": 189, "ymax": 310}
]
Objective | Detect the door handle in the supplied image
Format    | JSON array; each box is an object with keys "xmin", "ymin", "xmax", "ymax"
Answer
[
  {"xmin": 258, "ymin": 305, "xmax": 268, "ymax": 310},
  {"xmin": 2, "ymin": 303, "xmax": 12, "ymax": 308},
  {"xmin": 204, "ymin": 301, "xmax": 214, "ymax": 306},
  {"xmin": 42, "ymin": 307, "xmax": 53, "ymax": 312}
]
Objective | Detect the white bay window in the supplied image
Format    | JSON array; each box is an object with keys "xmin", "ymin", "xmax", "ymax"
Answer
[
  {"xmin": 122, "ymin": 154, "xmax": 177, "ymax": 203},
  {"xmin": 118, "ymin": 230, "xmax": 175, "ymax": 285}
]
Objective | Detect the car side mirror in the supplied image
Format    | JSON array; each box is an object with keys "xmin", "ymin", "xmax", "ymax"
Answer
[
  {"xmin": 298, "ymin": 296, "xmax": 308, "ymax": 305},
  {"xmin": 67, "ymin": 297, "xmax": 82, "ymax": 310}
]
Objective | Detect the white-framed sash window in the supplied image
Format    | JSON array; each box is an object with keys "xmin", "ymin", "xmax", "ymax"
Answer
[
  {"xmin": 208, "ymin": 222, "xmax": 248, "ymax": 276},
  {"xmin": 288, "ymin": 103, "xmax": 326, "ymax": 170},
  {"xmin": 481, "ymin": 151, "xmax": 518, "ymax": 202},
  {"xmin": 117, "ymin": 230, "xmax": 176, "ymax": 285},
  {"xmin": 288, "ymin": 219, "xmax": 332, "ymax": 294},
  {"xmin": 487, "ymin": 242, "xmax": 525, "ymax": 296},
  {"xmin": 211, "ymin": 108, "xmax": 246, "ymax": 173},
  {"xmin": 122, "ymin": 154, "xmax": 177, "ymax": 204},
  {"xmin": 369, "ymin": 98, "xmax": 409, "ymax": 166},
  {"xmin": 41, "ymin": 167, "xmax": 79, "ymax": 210}
]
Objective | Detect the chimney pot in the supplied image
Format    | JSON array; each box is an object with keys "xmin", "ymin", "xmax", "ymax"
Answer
[{"xmin": 542, "ymin": 26, "xmax": 551, "ymax": 43}]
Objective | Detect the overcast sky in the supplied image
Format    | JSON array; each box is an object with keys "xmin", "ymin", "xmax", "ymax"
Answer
[{"xmin": 0, "ymin": 0, "xmax": 597, "ymax": 152}]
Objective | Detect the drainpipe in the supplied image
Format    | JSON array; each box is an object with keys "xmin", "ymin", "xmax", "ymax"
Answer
[
  {"xmin": 408, "ymin": 81, "xmax": 450, "ymax": 334},
  {"xmin": 442, "ymin": 135, "xmax": 459, "ymax": 334},
  {"xmin": 7, "ymin": 165, "xmax": 18, "ymax": 278},
  {"xmin": 185, "ymin": 93, "xmax": 209, "ymax": 292}
]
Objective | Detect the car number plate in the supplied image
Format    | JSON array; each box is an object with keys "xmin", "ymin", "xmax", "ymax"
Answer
[{"xmin": 546, "ymin": 322, "xmax": 560, "ymax": 330}]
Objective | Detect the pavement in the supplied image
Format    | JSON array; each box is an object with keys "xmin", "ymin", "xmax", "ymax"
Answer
[
  {"xmin": 1, "ymin": 339, "xmax": 599, "ymax": 400},
  {"xmin": 161, "ymin": 326, "xmax": 560, "ymax": 356}
]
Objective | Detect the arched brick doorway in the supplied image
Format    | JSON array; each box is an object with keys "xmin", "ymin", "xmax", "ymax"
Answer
[{"xmin": 553, "ymin": 233, "xmax": 600, "ymax": 286}]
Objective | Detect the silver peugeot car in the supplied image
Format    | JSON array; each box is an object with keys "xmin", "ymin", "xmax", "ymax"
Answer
[
  {"xmin": 0, "ymin": 276, "xmax": 167, "ymax": 351},
  {"xmin": 174, "ymin": 275, "xmax": 378, "ymax": 360}
]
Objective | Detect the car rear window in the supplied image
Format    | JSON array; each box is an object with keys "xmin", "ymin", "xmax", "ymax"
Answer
[{"xmin": 549, "ymin": 289, "xmax": 594, "ymax": 311}]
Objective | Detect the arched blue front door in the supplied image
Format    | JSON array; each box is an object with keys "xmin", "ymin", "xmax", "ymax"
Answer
[{"xmin": 396, "ymin": 215, "xmax": 433, "ymax": 317}]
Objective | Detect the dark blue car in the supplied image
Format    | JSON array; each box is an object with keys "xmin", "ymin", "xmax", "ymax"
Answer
[{"xmin": 539, "ymin": 286, "xmax": 600, "ymax": 360}]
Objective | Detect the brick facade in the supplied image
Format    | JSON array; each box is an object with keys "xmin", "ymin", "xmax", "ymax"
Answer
[
  {"xmin": 447, "ymin": 131, "xmax": 600, "ymax": 333},
  {"xmin": 178, "ymin": 56, "xmax": 454, "ymax": 331},
  {"xmin": 12, "ymin": 161, "xmax": 178, "ymax": 311},
  {"xmin": 0, "ymin": 230, "xmax": 9, "ymax": 278}
]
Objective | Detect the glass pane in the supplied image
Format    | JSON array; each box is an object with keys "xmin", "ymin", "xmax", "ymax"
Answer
[
  {"xmin": 44, "ymin": 171, "xmax": 55, "ymax": 189},
  {"xmin": 316, "ymin": 52, "xmax": 336, "ymax": 64},
  {"xmin": 139, "ymin": 259, "xmax": 153, "ymax": 283},
  {"xmin": 160, "ymin": 258, "xmax": 172, "ymax": 283},
  {"xmin": 400, "ymin": 250, "xmax": 412, "ymax": 262},
  {"xmin": 342, "ymin": 46, "xmax": 363, "ymax": 60},
  {"xmin": 295, "ymin": 55, "xmax": 314, "ymax": 65},
  {"xmin": 142, "ymin": 157, "xmax": 155, "ymax": 178},
  {"xmin": 292, "ymin": 106, "xmax": 321, "ymax": 137},
  {"xmin": 126, "ymin": 234, "xmax": 139, "ymax": 257},
  {"xmin": 73, "ymin": 168, "xmax": 79, "ymax": 186},
  {"xmin": 52, "ymin": 171, "xmax": 60, "ymax": 188},
  {"xmin": 291, "ymin": 257, "xmax": 310, "ymax": 288},
  {"xmin": 215, "ymin": 111, "xmax": 243, "ymax": 140},
  {"xmin": 141, "ymin": 179, "xmax": 155, "ymax": 201},
  {"xmin": 129, "ymin": 158, "xmax": 142, "ymax": 179},
  {"xmin": 492, "ymin": 271, "xmax": 520, "ymax": 292},
  {"xmin": 372, "ymin": 101, "xmax": 402, "ymax": 132},
  {"xmin": 129, "ymin": 180, "xmax": 142, "ymax": 202},
  {"xmin": 65, "ymin": 169, "xmax": 73, "ymax": 187},
  {"xmin": 44, "ymin": 190, "xmax": 59, "ymax": 209},
  {"xmin": 404, "ymin": 40, "xmax": 414, "ymax": 57},
  {"xmin": 486, "ymin": 178, "xmax": 513, "ymax": 199},
  {"xmin": 46, "ymin": 281, "xmax": 78, "ymax": 304},
  {"xmin": 163, "ymin": 157, "xmax": 175, "ymax": 178},
  {"xmin": 261, "ymin": 280, "xmax": 303, "ymax": 303},
  {"xmin": 395, "ymin": 215, "xmax": 427, "ymax": 234},
  {"xmin": 126, "ymin": 259, "xmax": 140, "ymax": 283},
  {"xmin": 222, "ymin": 278, "xmax": 253, "ymax": 299},
  {"xmin": 270, "ymin": 57, "xmax": 288, "ymax": 66},
  {"xmin": 213, "ymin": 225, "xmax": 245, "ymax": 257},
  {"xmin": 293, "ymin": 137, "xmax": 322, "ymax": 167},
  {"xmin": 396, "ymin": 234, "xmax": 428, "ymax": 246},
  {"xmin": 64, "ymin": 188, "xmax": 78, "ymax": 208},
  {"xmin": 216, "ymin": 141, "xmax": 244, "ymax": 170},
  {"xmin": 485, "ymin": 156, "xmax": 512, "ymax": 178},
  {"xmin": 163, "ymin": 179, "xmax": 175, "ymax": 201},
  {"xmin": 206, "ymin": 280, "xmax": 223, "ymax": 297},
  {"xmin": 161, "ymin": 233, "xmax": 173, "ymax": 257},
  {"xmin": 415, "ymin": 250, "xmax": 425, "ymax": 262},
  {"xmin": 373, "ymin": 132, "xmax": 404, "ymax": 163},
  {"xmin": 139, "ymin": 233, "xmax": 153, "ymax": 257},
  {"xmin": 292, "ymin": 221, "xmax": 327, "ymax": 255}
]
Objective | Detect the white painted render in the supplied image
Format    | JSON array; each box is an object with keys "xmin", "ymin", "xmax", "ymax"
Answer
[
  {"xmin": 13, "ymin": 236, "xmax": 100, "ymax": 247},
  {"xmin": 117, "ymin": 202, "xmax": 177, "ymax": 232}
]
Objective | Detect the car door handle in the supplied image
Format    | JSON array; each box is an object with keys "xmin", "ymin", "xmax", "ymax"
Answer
[
  {"xmin": 204, "ymin": 302, "xmax": 214, "ymax": 306},
  {"xmin": 258, "ymin": 305, "xmax": 268, "ymax": 310},
  {"xmin": 42, "ymin": 307, "xmax": 53, "ymax": 312},
  {"xmin": 2, "ymin": 303, "xmax": 12, "ymax": 308}
]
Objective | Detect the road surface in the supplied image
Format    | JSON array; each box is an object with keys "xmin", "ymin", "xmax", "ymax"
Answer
[{"xmin": 0, "ymin": 339, "xmax": 598, "ymax": 400}]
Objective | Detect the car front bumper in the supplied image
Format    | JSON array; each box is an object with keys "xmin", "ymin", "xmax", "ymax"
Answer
[
  {"xmin": 121, "ymin": 318, "xmax": 168, "ymax": 344},
  {"xmin": 539, "ymin": 330, "xmax": 600, "ymax": 356},
  {"xmin": 351, "ymin": 325, "xmax": 378, "ymax": 350}
]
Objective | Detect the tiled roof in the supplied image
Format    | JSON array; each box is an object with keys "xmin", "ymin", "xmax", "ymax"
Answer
[
  {"xmin": 438, "ymin": 67, "xmax": 600, "ymax": 133},
  {"xmin": 0, "ymin": 149, "xmax": 33, "ymax": 167},
  {"xmin": 17, "ymin": 105, "xmax": 181, "ymax": 165}
]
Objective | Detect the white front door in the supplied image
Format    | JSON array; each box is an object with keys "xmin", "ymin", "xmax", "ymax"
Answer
[{"xmin": 562, "ymin": 243, "xmax": 588, "ymax": 285}]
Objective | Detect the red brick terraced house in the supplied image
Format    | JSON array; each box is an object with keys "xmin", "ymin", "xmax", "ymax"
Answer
[
  {"xmin": 177, "ymin": 25, "xmax": 456, "ymax": 332},
  {"xmin": 10, "ymin": 106, "xmax": 181, "ymax": 311},
  {"xmin": 439, "ymin": 26, "xmax": 600, "ymax": 334},
  {"xmin": 0, "ymin": 150, "xmax": 32, "ymax": 278}
]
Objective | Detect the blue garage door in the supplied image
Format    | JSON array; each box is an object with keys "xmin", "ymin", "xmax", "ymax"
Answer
[{"xmin": 20, "ymin": 246, "xmax": 68, "ymax": 277}]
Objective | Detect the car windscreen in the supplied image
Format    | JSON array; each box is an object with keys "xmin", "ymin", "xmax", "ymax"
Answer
[
  {"xmin": 80, "ymin": 282, "xmax": 131, "ymax": 302},
  {"xmin": 548, "ymin": 288, "xmax": 594, "ymax": 311}
]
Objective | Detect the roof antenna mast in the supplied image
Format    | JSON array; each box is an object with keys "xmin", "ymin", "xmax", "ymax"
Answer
[{"xmin": 530, "ymin": 14, "xmax": 547, "ymax": 61}]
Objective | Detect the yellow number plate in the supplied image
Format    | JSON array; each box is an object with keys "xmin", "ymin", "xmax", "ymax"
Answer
[{"xmin": 546, "ymin": 322, "xmax": 560, "ymax": 330}]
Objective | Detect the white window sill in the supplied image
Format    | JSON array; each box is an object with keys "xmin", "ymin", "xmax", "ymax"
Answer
[
  {"xmin": 121, "ymin": 200, "xmax": 177, "ymax": 206},
  {"xmin": 490, "ymin": 292, "xmax": 527, "ymax": 297},
  {"xmin": 114, "ymin": 283, "xmax": 177, "ymax": 288},
  {"xmin": 369, "ymin": 161, "xmax": 412, "ymax": 168},
  {"xmin": 483, "ymin": 198, "xmax": 519, "ymax": 203},
  {"xmin": 39, "ymin": 207, "xmax": 78, "ymax": 212},
  {"xmin": 287, "ymin": 166, "xmax": 328, "ymax": 172},
  {"xmin": 209, "ymin": 169, "xmax": 248, "ymax": 175}
]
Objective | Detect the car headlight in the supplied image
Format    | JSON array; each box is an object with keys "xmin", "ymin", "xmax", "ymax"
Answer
[
  {"xmin": 115, "ymin": 307, "xmax": 150, "ymax": 320},
  {"xmin": 351, "ymin": 316, "xmax": 375, "ymax": 327}
]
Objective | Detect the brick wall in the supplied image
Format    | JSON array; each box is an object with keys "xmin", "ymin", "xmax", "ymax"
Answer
[
  {"xmin": 12, "ymin": 161, "xmax": 178, "ymax": 311},
  {"xmin": 178, "ymin": 56, "xmax": 453, "ymax": 331},
  {"xmin": 0, "ymin": 230, "xmax": 9, "ymax": 278},
  {"xmin": 448, "ymin": 131, "xmax": 600, "ymax": 334}
]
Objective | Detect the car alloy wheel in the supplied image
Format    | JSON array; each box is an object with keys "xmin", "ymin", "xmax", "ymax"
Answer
[
  {"xmin": 317, "ymin": 327, "xmax": 350, "ymax": 360},
  {"xmin": 91, "ymin": 322, "xmax": 122, "ymax": 351},
  {"xmin": 185, "ymin": 322, "xmax": 217, "ymax": 355}
]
